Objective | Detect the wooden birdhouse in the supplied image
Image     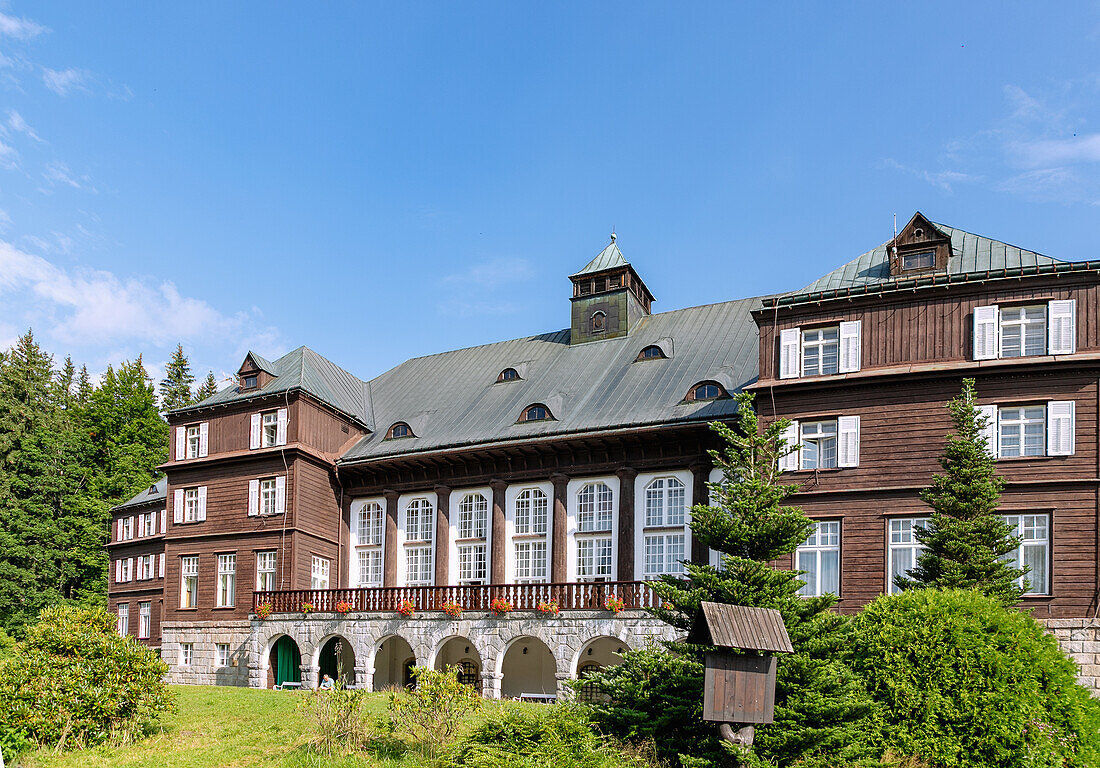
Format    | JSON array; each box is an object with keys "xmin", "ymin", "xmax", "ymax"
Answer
[{"xmin": 688, "ymin": 602, "xmax": 793, "ymax": 742}]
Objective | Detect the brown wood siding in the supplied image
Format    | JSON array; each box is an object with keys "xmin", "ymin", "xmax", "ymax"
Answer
[
  {"xmin": 297, "ymin": 398, "xmax": 368, "ymax": 454},
  {"xmin": 109, "ymin": 587, "xmax": 164, "ymax": 648},
  {"xmin": 758, "ymin": 277, "xmax": 1100, "ymax": 382},
  {"xmin": 167, "ymin": 456, "xmax": 298, "ymax": 537},
  {"xmin": 293, "ymin": 530, "xmax": 340, "ymax": 590},
  {"xmin": 294, "ymin": 458, "xmax": 343, "ymax": 545}
]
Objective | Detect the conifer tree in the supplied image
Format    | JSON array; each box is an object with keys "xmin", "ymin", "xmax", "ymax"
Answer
[
  {"xmin": 591, "ymin": 392, "xmax": 877, "ymax": 767},
  {"xmin": 194, "ymin": 371, "xmax": 219, "ymax": 402},
  {"xmin": 896, "ymin": 378, "xmax": 1024, "ymax": 605},
  {"xmin": 158, "ymin": 344, "xmax": 194, "ymax": 411},
  {"xmin": 75, "ymin": 365, "xmax": 92, "ymax": 406}
]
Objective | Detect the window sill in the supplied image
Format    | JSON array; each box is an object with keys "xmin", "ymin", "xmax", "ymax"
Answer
[
  {"xmin": 996, "ymin": 455, "xmax": 1065, "ymax": 462},
  {"xmin": 784, "ymin": 467, "xmax": 844, "ymax": 474},
  {"xmin": 176, "ymin": 607, "xmax": 198, "ymax": 612},
  {"xmin": 212, "ymin": 606, "xmax": 237, "ymax": 611},
  {"xmin": 1020, "ymin": 593, "xmax": 1052, "ymax": 600}
]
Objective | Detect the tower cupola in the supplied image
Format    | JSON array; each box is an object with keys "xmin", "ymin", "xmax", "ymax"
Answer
[{"xmin": 569, "ymin": 235, "xmax": 655, "ymax": 344}]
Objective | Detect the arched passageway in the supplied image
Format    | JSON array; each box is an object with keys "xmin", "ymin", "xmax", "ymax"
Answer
[
  {"xmin": 434, "ymin": 636, "xmax": 482, "ymax": 693},
  {"xmin": 374, "ymin": 636, "xmax": 416, "ymax": 691},
  {"xmin": 500, "ymin": 636, "xmax": 556, "ymax": 700},
  {"xmin": 318, "ymin": 636, "xmax": 356, "ymax": 687},
  {"xmin": 268, "ymin": 635, "xmax": 302, "ymax": 689},
  {"xmin": 575, "ymin": 636, "xmax": 627, "ymax": 703}
]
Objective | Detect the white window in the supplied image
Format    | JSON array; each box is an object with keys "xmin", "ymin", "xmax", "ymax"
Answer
[
  {"xmin": 802, "ymin": 327, "xmax": 839, "ymax": 376},
  {"xmin": 117, "ymin": 603, "xmax": 129, "ymax": 636},
  {"xmin": 123, "ymin": 516, "xmax": 133, "ymax": 540},
  {"xmin": 119, "ymin": 557, "xmax": 132, "ymax": 582},
  {"xmin": 138, "ymin": 601, "xmax": 151, "ymax": 639},
  {"xmin": 405, "ymin": 547, "xmax": 432, "ymax": 585},
  {"xmin": 216, "ymin": 643, "xmax": 230, "ymax": 667},
  {"xmin": 577, "ymin": 537, "xmax": 613, "ymax": 581},
  {"xmin": 514, "ymin": 541, "xmax": 548, "ymax": 583},
  {"xmin": 998, "ymin": 406, "xmax": 1046, "ymax": 458},
  {"xmin": 800, "ymin": 420, "xmax": 838, "ymax": 469},
  {"xmin": 357, "ymin": 549, "xmax": 382, "ymax": 587},
  {"xmin": 887, "ymin": 517, "xmax": 929, "ymax": 594},
  {"xmin": 184, "ymin": 488, "xmax": 200, "ymax": 522},
  {"xmin": 180, "ymin": 642, "xmax": 193, "ymax": 667},
  {"xmin": 261, "ymin": 411, "xmax": 278, "ymax": 448},
  {"xmin": 186, "ymin": 425, "xmax": 202, "ymax": 459},
  {"xmin": 357, "ymin": 502, "xmax": 383, "ymax": 545},
  {"xmin": 643, "ymin": 533, "xmax": 686, "ymax": 577},
  {"xmin": 405, "ymin": 498, "xmax": 434, "ymax": 542},
  {"xmin": 256, "ymin": 551, "xmax": 277, "ymax": 591},
  {"xmin": 1003, "ymin": 514, "xmax": 1050, "ymax": 595},
  {"xmin": 644, "ymin": 477, "xmax": 686, "ymax": 527},
  {"xmin": 217, "ymin": 554, "xmax": 236, "ymax": 607},
  {"xmin": 1000, "ymin": 306, "xmax": 1047, "ymax": 358},
  {"xmin": 311, "ymin": 556, "xmax": 330, "ymax": 589},
  {"xmin": 578, "ymin": 482, "xmax": 613, "ymax": 532},
  {"xmin": 796, "ymin": 521, "xmax": 840, "ymax": 597},
  {"xmin": 260, "ymin": 479, "xmax": 277, "ymax": 516},
  {"xmin": 142, "ymin": 512, "xmax": 156, "ymax": 537},
  {"xmin": 458, "ymin": 493, "xmax": 488, "ymax": 539},
  {"xmin": 181, "ymin": 555, "xmax": 199, "ymax": 608},
  {"xmin": 140, "ymin": 555, "xmax": 154, "ymax": 580},
  {"xmin": 514, "ymin": 488, "xmax": 548, "ymax": 535},
  {"xmin": 457, "ymin": 544, "xmax": 487, "ymax": 584}
]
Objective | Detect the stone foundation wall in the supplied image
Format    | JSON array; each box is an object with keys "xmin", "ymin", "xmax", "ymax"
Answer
[
  {"xmin": 162, "ymin": 619, "xmax": 252, "ymax": 686},
  {"xmin": 1042, "ymin": 618, "xmax": 1100, "ymax": 693},
  {"xmin": 246, "ymin": 609, "xmax": 680, "ymax": 696}
]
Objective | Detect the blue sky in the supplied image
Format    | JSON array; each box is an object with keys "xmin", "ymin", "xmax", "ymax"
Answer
[{"xmin": 1, "ymin": 2, "xmax": 1099, "ymax": 387}]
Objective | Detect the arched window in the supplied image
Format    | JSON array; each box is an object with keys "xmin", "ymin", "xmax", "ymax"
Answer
[
  {"xmin": 590, "ymin": 311, "xmax": 606, "ymax": 334},
  {"xmin": 387, "ymin": 422, "xmax": 414, "ymax": 439},
  {"xmin": 576, "ymin": 482, "xmax": 614, "ymax": 582},
  {"xmin": 636, "ymin": 345, "xmax": 666, "ymax": 361},
  {"xmin": 644, "ymin": 477, "xmax": 686, "ymax": 527},
  {"xmin": 643, "ymin": 477, "xmax": 687, "ymax": 578},
  {"xmin": 497, "ymin": 368, "xmax": 520, "ymax": 382},
  {"xmin": 687, "ymin": 382, "xmax": 726, "ymax": 401},
  {"xmin": 518, "ymin": 404, "xmax": 552, "ymax": 423}
]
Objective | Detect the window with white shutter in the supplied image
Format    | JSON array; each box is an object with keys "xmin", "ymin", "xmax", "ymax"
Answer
[
  {"xmin": 779, "ymin": 328, "xmax": 801, "ymax": 379},
  {"xmin": 1047, "ymin": 401, "xmax": 1075, "ymax": 456},
  {"xmin": 1048, "ymin": 300, "xmax": 1076, "ymax": 355},
  {"xmin": 198, "ymin": 421, "xmax": 209, "ymax": 457},
  {"xmin": 249, "ymin": 413, "xmax": 261, "ymax": 450},
  {"xmin": 174, "ymin": 489, "xmax": 184, "ymax": 523},
  {"xmin": 975, "ymin": 300, "xmax": 1076, "ymax": 360},
  {"xmin": 837, "ymin": 416, "xmax": 860, "ymax": 467},
  {"xmin": 275, "ymin": 476, "xmax": 286, "ymax": 515},
  {"xmin": 778, "ymin": 421, "xmax": 800, "ymax": 471},
  {"xmin": 197, "ymin": 486, "xmax": 207, "ymax": 521},
  {"xmin": 977, "ymin": 404, "xmax": 997, "ymax": 457},
  {"xmin": 973, "ymin": 305, "xmax": 999, "ymax": 360},
  {"xmin": 159, "ymin": 552, "xmax": 165, "ymax": 578},
  {"xmin": 838, "ymin": 321, "xmax": 861, "ymax": 373},
  {"xmin": 276, "ymin": 408, "xmax": 288, "ymax": 446},
  {"xmin": 175, "ymin": 426, "xmax": 186, "ymax": 461},
  {"xmin": 248, "ymin": 479, "xmax": 260, "ymax": 517}
]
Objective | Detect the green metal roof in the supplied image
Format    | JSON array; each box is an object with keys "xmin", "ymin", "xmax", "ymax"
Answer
[
  {"xmin": 113, "ymin": 477, "xmax": 166, "ymax": 511},
  {"xmin": 799, "ymin": 221, "xmax": 1063, "ymax": 294},
  {"xmin": 182, "ymin": 346, "xmax": 374, "ymax": 428},
  {"xmin": 570, "ymin": 237, "xmax": 629, "ymax": 277}
]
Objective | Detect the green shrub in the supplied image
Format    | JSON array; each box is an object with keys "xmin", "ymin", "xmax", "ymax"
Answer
[
  {"xmin": 448, "ymin": 703, "xmax": 653, "ymax": 768},
  {"xmin": 0, "ymin": 605, "xmax": 172, "ymax": 755},
  {"xmin": 299, "ymin": 684, "xmax": 377, "ymax": 756},
  {"xmin": 848, "ymin": 589, "xmax": 1100, "ymax": 768},
  {"xmin": 389, "ymin": 665, "xmax": 481, "ymax": 759}
]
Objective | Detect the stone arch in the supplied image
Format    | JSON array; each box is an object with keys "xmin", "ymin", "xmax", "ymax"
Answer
[
  {"xmin": 573, "ymin": 636, "xmax": 628, "ymax": 704},
  {"xmin": 263, "ymin": 634, "xmax": 304, "ymax": 690},
  {"xmin": 432, "ymin": 635, "xmax": 483, "ymax": 693},
  {"xmin": 570, "ymin": 630, "xmax": 632, "ymax": 678},
  {"xmin": 373, "ymin": 635, "xmax": 417, "ymax": 691},
  {"xmin": 498, "ymin": 635, "xmax": 558, "ymax": 700},
  {"xmin": 314, "ymin": 633, "xmax": 357, "ymax": 687}
]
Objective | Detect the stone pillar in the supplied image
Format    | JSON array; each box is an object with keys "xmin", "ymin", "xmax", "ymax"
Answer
[
  {"xmin": 490, "ymin": 480, "xmax": 507, "ymax": 584},
  {"xmin": 383, "ymin": 490, "xmax": 399, "ymax": 587},
  {"xmin": 300, "ymin": 663, "xmax": 319, "ymax": 690},
  {"xmin": 482, "ymin": 670, "xmax": 503, "ymax": 700},
  {"xmin": 435, "ymin": 486, "xmax": 451, "ymax": 586},
  {"xmin": 354, "ymin": 664, "xmax": 373, "ymax": 692},
  {"xmin": 555, "ymin": 671, "xmax": 574, "ymax": 701},
  {"xmin": 616, "ymin": 467, "xmax": 637, "ymax": 581},
  {"xmin": 550, "ymin": 473, "xmax": 569, "ymax": 582},
  {"xmin": 690, "ymin": 462, "xmax": 711, "ymax": 564}
]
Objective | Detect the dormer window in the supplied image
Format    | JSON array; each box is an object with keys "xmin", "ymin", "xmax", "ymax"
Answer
[
  {"xmin": 242, "ymin": 375, "xmax": 258, "ymax": 390},
  {"xmin": 636, "ymin": 345, "xmax": 666, "ymax": 361},
  {"xmin": 901, "ymin": 250, "xmax": 935, "ymax": 271},
  {"xmin": 686, "ymin": 382, "xmax": 727, "ymax": 402},
  {"xmin": 497, "ymin": 368, "xmax": 521, "ymax": 383},
  {"xmin": 518, "ymin": 404, "xmax": 552, "ymax": 423},
  {"xmin": 386, "ymin": 422, "xmax": 414, "ymax": 440}
]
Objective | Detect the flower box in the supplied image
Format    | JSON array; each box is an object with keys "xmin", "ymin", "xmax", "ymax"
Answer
[
  {"xmin": 396, "ymin": 599, "xmax": 415, "ymax": 618},
  {"xmin": 490, "ymin": 598, "xmax": 513, "ymax": 616},
  {"xmin": 256, "ymin": 601, "xmax": 273, "ymax": 620},
  {"xmin": 536, "ymin": 600, "xmax": 560, "ymax": 616},
  {"xmin": 604, "ymin": 595, "xmax": 625, "ymax": 614},
  {"xmin": 335, "ymin": 600, "xmax": 354, "ymax": 615},
  {"xmin": 300, "ymin": 601, "xmax": 315, "ymax": 615},
  {"xmin": 442, "ymin": 601, "xmax": 463, "ymax": 619}
]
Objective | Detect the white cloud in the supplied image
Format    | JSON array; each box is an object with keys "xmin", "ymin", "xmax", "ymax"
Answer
[
  {"xmin": 0, "ymin": 12, "xmax": 47, "ymax": 40},
  {"xmin": 1008, "ymin": 134, "xmax": 1100, "ymax": 168},
  {"xmin": 0, "ymin": 136, "xmax": 16, "ymax": 169},
  {"xmin": 42, "ymin": 160, "xmax": 91, "ymax": 192},
  {"xmin": 42, "ymin": 67, "xmax": 88, "ymax": 96},
  {"xmin": 880, "ymin": 159, "xmax": 975, "ymax": 193},
  {"xmin": 0, "ymin": 208, "xmax": 10, "ymax": 233},
  {"xmin": 441, "ymin": 257, "xmax": 536, "ymax": 289},
  {"xmin": 6, "ymin": 110, "xmax": 42, "ymax": 142}
]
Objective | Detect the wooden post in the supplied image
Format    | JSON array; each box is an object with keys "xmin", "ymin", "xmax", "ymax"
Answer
[
  {"xmin": 550, "ymin": 473, "xmax": 568, "ymax": 582},
  {"xmin": 690, "ymin": 461, "xmax": 711, "ymax": 564},
  {"xmin": 383, "ymin": 490, "xmax": 399, "ymax": 587},
  {"xmin": 490, "ymin": 480, "xmax": 507, "ymax": 584},
  {"xmin": 616, "ymin": 467, "xmax": 637, "ymax": 581},
  {"xmin": 435, "ymin": 485, "xmax": 451, "ymax": 586}
]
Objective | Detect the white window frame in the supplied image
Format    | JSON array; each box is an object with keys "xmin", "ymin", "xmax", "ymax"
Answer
[
  {"xmin": 186, "ymin": 424, "xmax": 202, "ymax": 459},
  {"xmin": 567, "ymin": 477, "xmax": 619, "ymax": 582},
  {"xmin": 184, "ymin": 488, "xmax": 200, "ymax": 522},
  {"xmin": 216, "ymin": 643, "xmax": 230, "ymax": 668},
  {"xmin": 180, "ymin": 555, "xmax": 199, "ymax": 608},
  {"xmin": 642, "ymin": 532, "xmax": 686, "ymax": 577},
  {"xmin": 261, "ymin": 411, "xmax": 279, "ymax": 448},
  {"xmin": 142, "ymin": 511, "xmax": 156, "ymax": 537},
  {"xmin": 117, "ymin": 603, "xmax": 129, "ymax": 636},
  {"xmin": 398, "ymin": 493, "xmax": 436, "ymax": 586},
  {"xmin": 505, "ymin": 482, "xmax": 553, "ymax": 584},
  {"xmin": 997, "ymin": 405, "xmax": 1047, "ymax": 458},
  {"xmin": 310, "ymin": 556, "xmax": 330, "ymax": 589},
  {"xmin": 887, "ymin": 517, "xmax": 929, "ymax": 594},
  {"xmin": 357, "ymin": 548, "xmax": 383, "ymax": 588},
  {"xmin": 800, "ymin": 419, "xmax": 838, "ymax": 469},
  {"xmin": 138, "ymin": 601, "xmax": 151, "ymax": 639},
  {"xmin": 796, "ymin": 520, "xmax": 841, "ymax": 597},
  {"xmin": 449, "ymin": 488, "xmax": 492, "ymax": 585},
  {"xmin": 457, "ymin": 544, "xmax": 487, "ymax": 584},
  {"xmin": 635, "ymin": 471, "xmax": 693, "ymax": 579},
  {"xmin": 122, "ymin": 516, "xmax": 133, "ymax": 540},
  {"xmin": 577, "ymin": 482, "xmax": 614, "ymax": 532},
  {"xmin": 974, "ymin": 300, "xmax": 1077, "ymax": 360},
  {"xmin": 351, "ymin": 498, "xmax": 384, "ymax": 588},
  {"xmin": 576, "ymin": 536, "xmax": 613, "ymax": 582},
  {"xmin": 999, "ymin": 305, "xmax": 1047, "ymax": 359},
  {"xmin": 514, "ymin": 540, "xmax": 548, "ymax": 583},
  {"xmin": 1003, "ymin": 513, "xmax": 1050, "ymax": 596},
  {"xmin": 256, "ymin": 550, "xmax": 277, "ymax": 591},
  {"xmin": 119, "ymin": 557, "xmax": 132, "ymax": 582},
  {"xmin": 140, "ymin": 554, "xmax": 154, "ymax": 580},
  {"xmin": 801, "ymin": 326, "xmax": 840, "ymax": 377},
  {"xmin": 216, "ymin": 553, "xmax": 236, "ymax": 607},
  {"xmin": 260, "ymin": 478, "xmax": 277, "ymax": 516},
  {"xmin": 180, "ymin": 642, "xmax": 193, "ymax": 667}
]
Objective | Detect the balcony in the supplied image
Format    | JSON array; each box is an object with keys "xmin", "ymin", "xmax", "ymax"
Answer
[{"xmin": 252, "ymin": 580, "xmax": 660, "ymax": 614}]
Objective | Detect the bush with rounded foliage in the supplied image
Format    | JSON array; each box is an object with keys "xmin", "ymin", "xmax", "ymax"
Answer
[
  {"xmin": 0, "ymin": 605, "xmax": 172, "ymax": 756},
  {"xmin": 847, "ymin": 589, "xmax": 1100, "ymax": 768}
]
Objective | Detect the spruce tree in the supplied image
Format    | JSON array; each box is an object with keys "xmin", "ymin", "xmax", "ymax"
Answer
[
  {"xmin": 896, "ymin": 378, "xmax": 1024, "ymax": 605},
  {"xmin": 158, "ymin": 343, "xmax": 194, "ymax": 411},
  {"xmin": 194, "ymin": 371, "xmax": 219, "ymax": 402},
  {"xmin": 591, "ymin": 392, "xmax": 877, "ymax": 767}
]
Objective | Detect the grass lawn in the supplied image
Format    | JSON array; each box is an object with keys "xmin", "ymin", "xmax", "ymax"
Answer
[{"xmin": 22, "ymin": 684, "xmax": 526, "ymax": 768}]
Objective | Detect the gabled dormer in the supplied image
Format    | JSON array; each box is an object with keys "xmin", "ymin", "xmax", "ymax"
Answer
[
  {"xmin": 237, "ymin": 352, "xmax": 277, "ymax": 392},
  {"xmin": 569, "ymin": 235, "xmax": 655, "ymax": 345},
  {"xmin": 889, "ymin": 212, "xmax": 952, "ymax": 277}
]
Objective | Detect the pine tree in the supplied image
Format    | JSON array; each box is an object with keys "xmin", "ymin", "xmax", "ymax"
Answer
[
  {"xmin": 194, "ymin": 372, "xmax": 218, "ymax": 402},
  {"xmin": 896, "ymin": 378, "xmax": 1024, "ymax": 605},
  {"xmin": 75, "ymin": 365, "xmax": 92, "ymax": 406},
  {"xmin": 158, "ymin": 344, "xmax": 195, "ymax": 411},
  {"xmin": 592, "ymin": 392, "xmax": 878, "ymax": 767}
]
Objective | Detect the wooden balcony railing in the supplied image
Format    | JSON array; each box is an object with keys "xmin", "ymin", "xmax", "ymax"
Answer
[{"xmin": 252, "ymin": 581, "xmax": 660, "ymax": 614}]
